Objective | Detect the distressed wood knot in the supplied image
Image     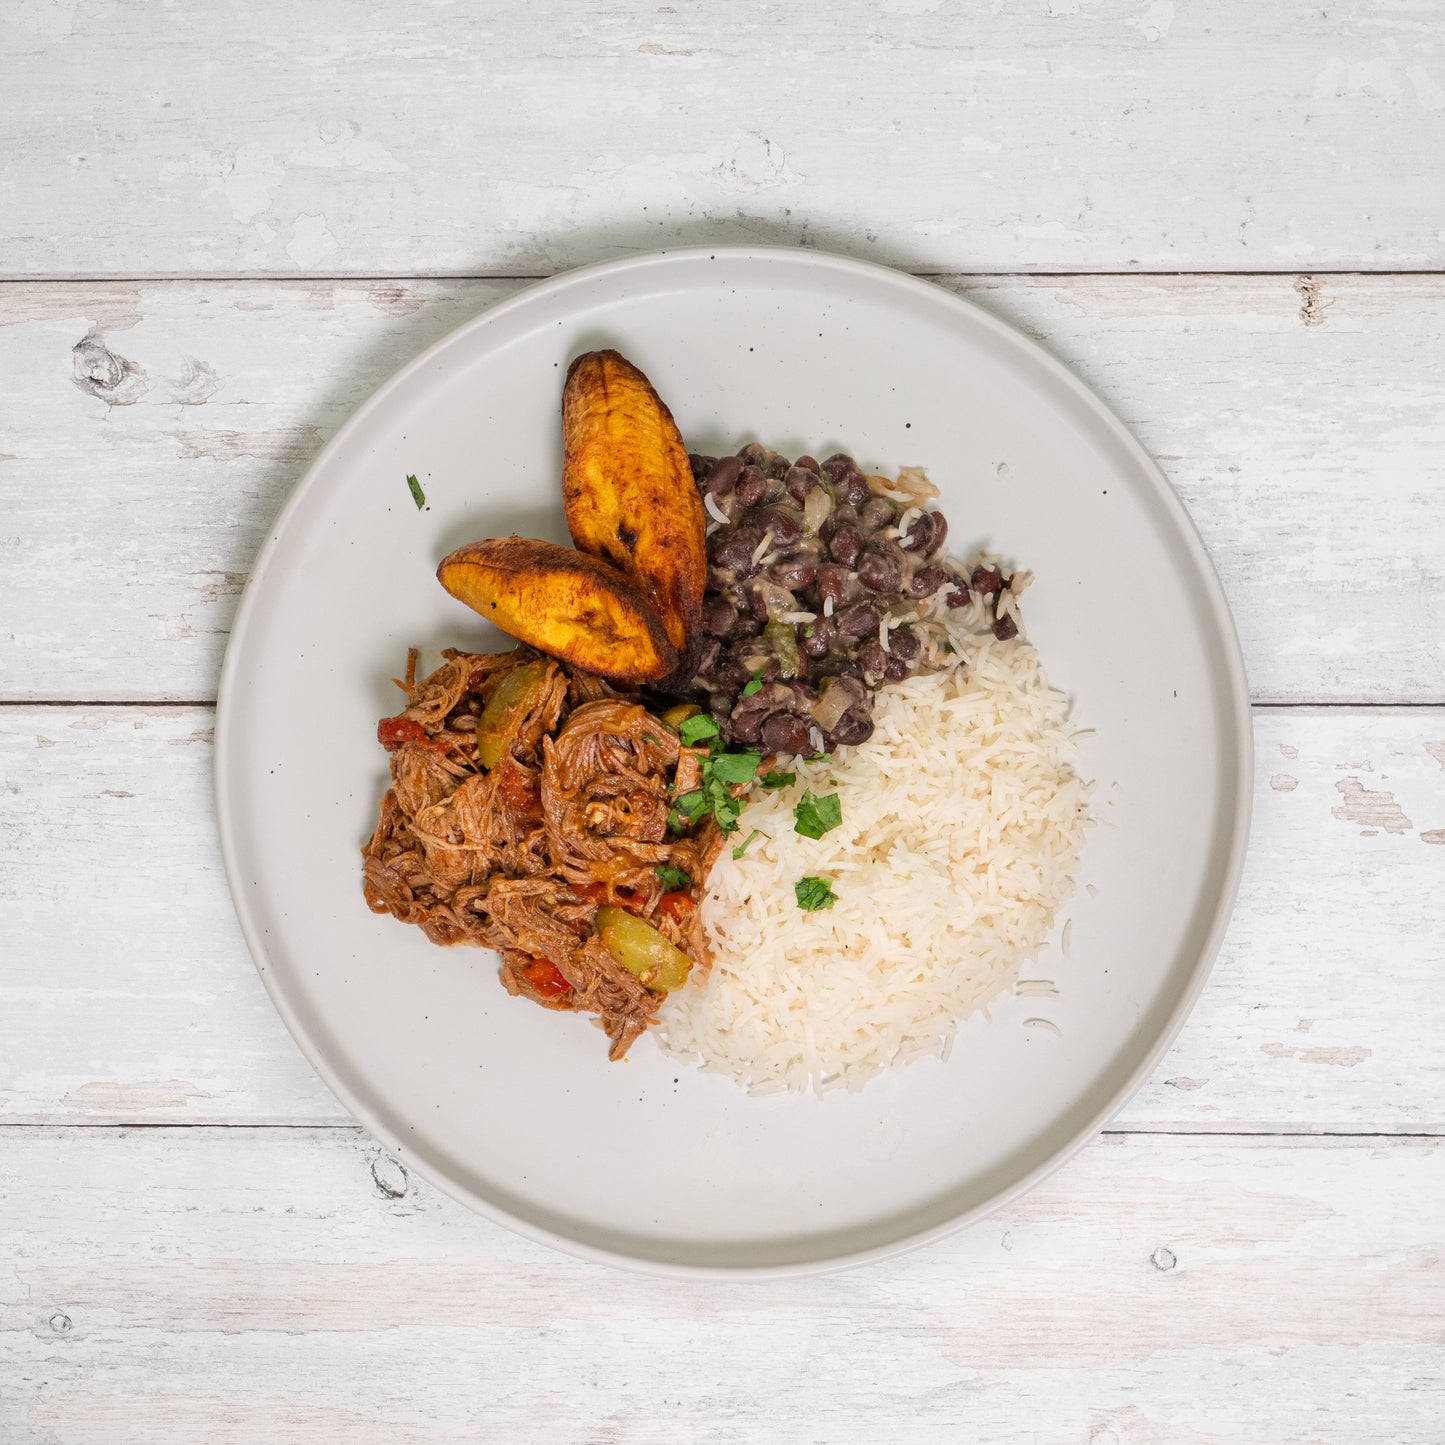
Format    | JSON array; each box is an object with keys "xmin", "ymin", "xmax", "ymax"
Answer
[
  {"xmin": 1294, "ymin": 275, "xmax": 1330, "ymax": 328},
  {"xmin": 1150, "ymin": 1246, "xmax": 1177, "ymax": 1271},
  {"xmin": 370, "ymin": 1151, "xmax": 409, "ymax": 1199},
  {"xmin": 49, "ymin": 1311, "xmax": 72, "ymax": 1334},
  {"xmin": 71, "ymin": 334, "xmax": 149, "ymax": 405}
]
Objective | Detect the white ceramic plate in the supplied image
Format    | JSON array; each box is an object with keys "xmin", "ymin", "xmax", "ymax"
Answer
[{"xmin": 216, "ymin": 247, "xmax": 1251, "ymax": 1275}]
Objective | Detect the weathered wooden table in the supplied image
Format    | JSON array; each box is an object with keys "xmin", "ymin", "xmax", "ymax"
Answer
[{"xmin": 3, "ymin": 5, "xmax": 1443, "ymax": 1441}]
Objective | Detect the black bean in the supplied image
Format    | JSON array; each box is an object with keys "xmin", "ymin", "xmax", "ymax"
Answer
[
  {"xmin": 888, "ymin": 626, "xmax": 920, "ymax": 660},
  {"xmin": 829, "ymin": 525, "xmax": 862, "ymax": 567},
  {"xmin": 909, "ymin": 565, "xmax": 951, "ymax": 600},
  {"xmin": 993, "ymin": 612, "xmax": 1019, "ymax": 641},
  {"xmin": 858, "ymin": 637, "xmax": 888, "ymax": 681},
  {"xmin": 795, "ymin": 454, "xmax": 821, "ymax": 474},
  {"xmin": 799, "ymin": 618, "xmax": 834, "ymax": 658},
  {"xmin": 837, "ymin": 602, "xmax": 880, "ymax": 637},
  {"xmin": 696, "ymin": 638, "xmax": 721, "ymax": 675},
  {"xmin": 765, "ymin": 454, "xmax": 792, "ymax": 480},
  {"xmin": 761, "ymin": 712, "xmax": 814, "ymax": 756},
  {"xmin": 758, "ymin": 507, "xmax": 802, "ymax": 548},
  {"xmin": 711, "ymin": 528, "xmax": 759, "ymax": 574},
  {"xmin": 745, "ymin": 582, "xmax": 775, "ymax": 621},
  {"xmin": 772, "ymin": 552, "xmax": 817, "ymax": 591},
  {"xmin": 736, "ymin": 467, "xmax": 767, "ymax": 508},
  {"xmin": 884, "ymin": 655, "xmax": 910, "ymax": 682},
  {"xmin": 710, "ymin": 652, "xmax": 746, "ymax": 686},
  {"xmin": 859, "ymin": 495, "xmax": 897, "ymax": 530},
  {"xmin": 738, "ymin": 442, "xmax": 768, "ymax": 466},
  {"xmin": 902, "ymin": 511, "xmax": 935, "ymax": 551},
  {"xmin": 923, "ymin": 511, "xmax": 947, "ymax": 555},
  {"xmin": 829, "ymin": 710, "xmax": 875, "ymax": 747},
  {"xmin": 730, "ymin": 682, "xmax": 788, "ymax": 742},
  {"xmin": 689, "ymin": 453, "xmax": 714, "ymax": 481},
  {"xmin": 815, "ymin": 564, "xmax": 849, "ymax": 608},
  {"xmin": 820, "ymin": 453, "xmax": 857, "ymax": 484},
  {"xmin": 857, "ymin": 548, "xmax": 902, "ymax": 594},
  {"xmin": 732, "ymin": 613, "xmax": 763, "ymax": 640},
  {"xmin": 703, "ymin": 597, "xmax": 738, "ymax": 637},
  {"xmin": 785, "ymin": 466, "xmax": 817, "ymax": 504},
  {"xmin": 828, "ymin": 502, "xmax": 858, "ymax": 530},
  {"xmin": 972, "ymin": 564, "xmax": 1004, "ymax": 595},
  {"xmin": 945, "ymin": 587, "xmax": 970, "ymax": 610},
  {"xmin": 707, "ymin": 455, "xmax": 742, "ymax": 497}
]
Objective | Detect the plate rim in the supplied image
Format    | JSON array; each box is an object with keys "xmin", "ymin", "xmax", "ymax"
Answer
[{"xmin": 215, "ymin": 244, "xmax": 1254, "ymax": 1277}]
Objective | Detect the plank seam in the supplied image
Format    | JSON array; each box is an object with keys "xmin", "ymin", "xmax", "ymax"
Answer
[
  {"xmin": 2, "ymin": 269, "xmax": 1444, "ymax": 286},
  {"xmin": 0, "ymin": 1123, "xmax": 1437, "ymax": 1138}
]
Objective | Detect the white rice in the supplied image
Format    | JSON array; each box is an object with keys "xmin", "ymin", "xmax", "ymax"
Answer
[{"xmin": 658, "ymin": 626, "xmax": 1089, "ymax": 1095}]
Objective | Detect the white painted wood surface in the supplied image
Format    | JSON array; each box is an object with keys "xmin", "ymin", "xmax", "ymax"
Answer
[
  {"xmin": 3, "ymin": 3, "xmax": 1444, "ymax": 1438},
  {"xmin": 2, "ymin": 2, "xmax": 1443, "ymax": 276},
  {"xmin": 2, "ymin": 1128, "xmax": 1441, "ymax": 1444},
  {"xmin": 2, "ymin": 704, "xmax": 1442, "ymax": 1130},
  {"xmin": 4, "ymin": 274, "xmax": 1444, "ymax": 705}
]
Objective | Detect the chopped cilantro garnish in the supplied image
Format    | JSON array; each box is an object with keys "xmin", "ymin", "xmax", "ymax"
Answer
[
  {"xmin": 732, "ymin": 828, "xmax": 767, "ymax": 859},
  {"xmin": 664, "ymin": 743, "xmax": 762, "ymax": 837},
  {"xmin": 740, "ymin": 677, "xmax": 764, "ymax": 698},
  {"xmin": 709, "ymin": 750, "xmax": 761, "ymax": 785},
  {"xmin": 678, "ymin": 713, "xmax": 720, "ymax": 746},
  {"xmin": 655, "ymin": 864, "xmax": 693, "ymax": 891},
  {"xmin": 760, "ymin": 769, "xmax": 796, "ymax": 790},
  {"xmin": 406, "ymin": 473, "xmax": 426, "ymax": 509},
  {"xmin": 672, "ymin": 790, "xmax": 708, "ymax": 822},
  {"xmin": 795, "ymin": 876, "xmax": 838, "ymax": 911},
  {"xmin": 793, "ymin": 789, "xmax": 842, "ymax": 840}
]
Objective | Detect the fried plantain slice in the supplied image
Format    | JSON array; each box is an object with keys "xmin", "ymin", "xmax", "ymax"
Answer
[
  {"xmin": 437, "ymin": 538, "xmax": 677, "ymax": 683},
  {"xmin": 561, "ymin": 350, "xmax": 706, "ymax": 671}
]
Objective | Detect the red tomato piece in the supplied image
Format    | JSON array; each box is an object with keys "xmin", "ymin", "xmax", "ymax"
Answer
[
  {"xmin": 377, "ymin": 716, "xmax": 426, "ymax": 747},
  {"xmin": 522, "ymin": 958, "xmax": 572, "ymax": 997},
  {"xmin": 656, "ymin": 890, "xmax": 696, "ymax": 921}
]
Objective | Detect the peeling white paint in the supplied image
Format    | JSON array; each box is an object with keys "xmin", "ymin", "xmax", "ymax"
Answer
[
  {"xmin": 285, "ymin": 213, "xmax": 340, "ymax": 268},
  {"xmin": 208, "ymin": 145, "xmax": 285, "ymax": 225}
]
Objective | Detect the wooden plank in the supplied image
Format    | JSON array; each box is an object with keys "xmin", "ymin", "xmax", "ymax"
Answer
[
  {"xmin": 2, "ymin": 703, "xmax": 1442, "ymax": 1132},
  {"xmin": 3, "ymin": 273, "xmax": 1444, "ymax": 704},
  {"xmin": 0, "ymin": 1126, "xmax": 1440, "ymax": 1444},
  {"xmin": 2, "ymin": 3, "xmax": 1443, "ymax": 277}
]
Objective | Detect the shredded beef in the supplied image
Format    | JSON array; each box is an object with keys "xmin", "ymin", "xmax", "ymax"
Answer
[{"xmin": 363, "ymin": 647, "xmax": 716, "ymax": 1058}]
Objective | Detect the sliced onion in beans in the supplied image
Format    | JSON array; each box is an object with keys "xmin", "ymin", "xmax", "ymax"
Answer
[
  {"xmin": 755, "ymin": 580, "xmax": 796, "ymax": 619},
  {"xmin": 811, "ymin": 679, "xmax": 853, "ymax": 731},
  {"xmin": 802, "ymin": 485, "xmax": 832, "ymax": 533},
  {"xmin": 894, "ymin": 467, "xmax": 941, "ymax": 503}
]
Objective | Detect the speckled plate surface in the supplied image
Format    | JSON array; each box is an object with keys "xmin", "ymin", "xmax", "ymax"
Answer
[{"xmin": 215, "ymin": 247, "xmax": 1251, "ymax": 1274}]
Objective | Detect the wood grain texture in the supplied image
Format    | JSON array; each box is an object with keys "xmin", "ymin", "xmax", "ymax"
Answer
[
  {"xmin": 4, "ymin": 273, "xmax": 1444, "ymax": 705},
  {"xmin": 2, "ymin": 2, "xmax": 1443, "ymax": 277},
  {"xmin": 2, "ymin": 703, "xmax": 1442, "ymax": 1131},
  {"xmin": 1, "ymin": 1126, "xmax": 1440, "ymax": 1444}
]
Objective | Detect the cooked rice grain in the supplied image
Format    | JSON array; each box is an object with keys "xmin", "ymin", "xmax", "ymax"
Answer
[{"xmin": 658, "ymin": 630, "xmax": 1088, "ymax": 1094}]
